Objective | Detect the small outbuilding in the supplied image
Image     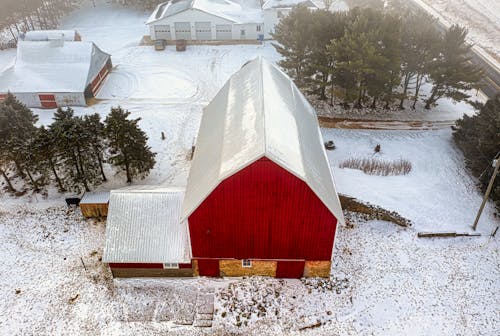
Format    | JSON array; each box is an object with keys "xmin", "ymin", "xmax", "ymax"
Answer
[
  {"xmin": 262, "ymin": 0, "xmax": 319, "ymax": 39},
  {"xmin": 183, "ymin": 57, "xmax": 344, "ymax": 278},
  {"xmin": 79, "ymin": 191, "xmax": 110, "ymax": 218},
  {"xmin": 147, "ymin": 0, "xmax": 263, "ymax": 41},
  {"xmin": 102, "ymin": 187, "xmax": 192, "ymax": 278},
  {"xmin": 0, "ymin": 33, "xmax": 111, "ymax": 108}
]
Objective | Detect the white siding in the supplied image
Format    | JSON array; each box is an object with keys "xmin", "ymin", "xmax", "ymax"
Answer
[{"xmin": 2, "ymin": 92, "xmax": 85, "ymax": 108}]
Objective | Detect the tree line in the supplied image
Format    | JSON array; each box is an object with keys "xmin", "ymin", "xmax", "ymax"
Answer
[
  {"xmin": 0, "ymin": 94, "xmax": 156, "ymax": 195},
  {"xmin": 0, "ymin": 0, "xmax": 77, "ymax": 43},
  {"xmin": 272, "ymin": 4, "xmax": 482, "ymax": 110}
]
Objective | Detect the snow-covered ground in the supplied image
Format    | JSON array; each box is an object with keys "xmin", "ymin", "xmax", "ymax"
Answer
[
  {"xmin": 419, "ymin": 0, "xmax": 500, "ymax": 62},
  {"xmin": 0, "ymin": 2, "xmax": 498, "ymax": 335}
]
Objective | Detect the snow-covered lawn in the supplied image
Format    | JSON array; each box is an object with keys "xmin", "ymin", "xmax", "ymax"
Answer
[
  {"xmin": 0, "ymin": 2, "xmax": 498, "ymax": 335},
  {"xmin": 419, "ymin": 0, "xmax": 500, "ymax": 62}
]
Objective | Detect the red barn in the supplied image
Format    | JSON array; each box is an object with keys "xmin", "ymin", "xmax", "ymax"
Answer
[{"xmin": 182, "ymin": 57, "xmax": 344, "ymax": 278}]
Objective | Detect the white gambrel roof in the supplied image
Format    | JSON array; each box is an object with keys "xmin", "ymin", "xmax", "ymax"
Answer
[
  {"xmin": 147, "ymin": 0, "xmax": 262, "ymax": 25},
  {"xmin": 182, "ymin": 57, "xmax": 344, "ymax": 225},
  {"xmin": 103, "ymin": 187, "xmax": 191, "ymax": 264},
  {"xmin": 0, "ymin": 40, "xmax": 110, "ymax": 93}
]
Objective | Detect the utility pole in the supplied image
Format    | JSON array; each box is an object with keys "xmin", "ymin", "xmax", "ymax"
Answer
[{"xmin": 472, "ymin": 158, "xmax": 500, "ymax": 231}]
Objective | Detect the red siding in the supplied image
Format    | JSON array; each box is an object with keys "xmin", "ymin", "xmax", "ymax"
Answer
[
  {"xmin": 189, "ymin": 157, "xmax": 337, "ymax": 260},
  {"xmin": 109, "ymin": 263, "xmax": 163, "ymax": 269},
  {"xmin": 276, "ymin": 260, "xmax": 305, "ymax": 278},
  {"xmin": 39, "ymin": 94, "xmax": 57, "ymax": 108},
  {"xmin": 197, "ymin": 259, "xmax": 220, "ymax": 277}
]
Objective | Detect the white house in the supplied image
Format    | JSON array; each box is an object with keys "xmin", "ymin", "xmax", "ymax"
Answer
[
  {"xmin": 0, "ymin": 34, "xmax": 111, "ymax": 108},
  {"xmin": 146, "ymin": 0, "xmax": 264, "ymax": 41},
  {"xmin": 262, "ymin": 0, "xmax": 320, "ymax": 39}
]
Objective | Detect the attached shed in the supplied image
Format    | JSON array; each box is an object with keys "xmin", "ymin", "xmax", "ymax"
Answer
[
  {"xmin": 183, "ymin": 57, "xmax": 344, "ymax": 278},
  {"xmin": 147, "ymin": 0, "xmax": 263, "ymax": 41},
  {"xmin": 103, "ymin": 187, "xmax": 193, "ymax": 278},
  {"xmin": 0, "ymin": 37, "xmax": 111, "ymax": 108},
  {"xmin": 79, "ymin": 191, "xmax": 110, "ymax": 218}
]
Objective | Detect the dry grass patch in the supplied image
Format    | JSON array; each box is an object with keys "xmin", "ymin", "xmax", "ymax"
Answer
[{"xmin": 339, "ymin": 157, "xmax": 412, "ymax": 176}]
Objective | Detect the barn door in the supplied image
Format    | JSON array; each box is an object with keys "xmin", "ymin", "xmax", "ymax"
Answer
[
  {"xmin": 276, "ymin": 260, "xmax": 305, "ymax": 278},
  {"xmin": 39, "ymin": 94, "xmax": 57, "ymax": 108},
  {"xmin": 197, "ymin": 259, "xmax": 219, "ymax": 277}
]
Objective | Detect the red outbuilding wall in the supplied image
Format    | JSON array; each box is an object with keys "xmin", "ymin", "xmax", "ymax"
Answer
[{"xmin": 188, "ymin": 157, "xmax": 337, "ymax": 260}]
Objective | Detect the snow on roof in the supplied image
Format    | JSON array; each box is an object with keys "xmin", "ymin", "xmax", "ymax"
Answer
[
  {"xmin": 103, "ymin": 187, "xmax": 191, "ymax": 264},
  {"xmin": 24, "ymin": 30, "xmax": 79, "ymax": 41},
  {"xmin": 182, "ymin": 57, "xmax": 345, "ymax": 225},
  {"xmin": 147, "ymin": 0, "xmax": 262, "ymax": 24},
  {"xmin": 262, "ymin": 0, "xmax": 319, "ymax": 10},
  {"xmin": 80, "ymin": 191, "xmax": 110, "ymax": 205},
  {"xmin": 0, "ymin": 40, "xmax": 110, "ymax": 94}
]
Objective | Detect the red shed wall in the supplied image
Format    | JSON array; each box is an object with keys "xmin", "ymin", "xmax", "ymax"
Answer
[{"xmin": 188, "ymin": 157, "xmax": 337, "ymax": 260}]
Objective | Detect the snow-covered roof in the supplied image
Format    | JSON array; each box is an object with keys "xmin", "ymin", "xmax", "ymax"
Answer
[
  {"xmin": 182, "ymin": 57, "xmax": 345, "ymax": 225},
  {"xmin": 147, "ymin": 0, "xmax": 262, "ymax": 25},
  {"xmin": 80, "ymin": 191, "xmax": 110, "ymax": 205},
  {"xmin": 103, "ymin": 187, "xmax": 191, "ymax": 264},
  {"xmin": 0, "ymin": 40, "xmax": 110, "ymax": 94},
  {"xmin": 262, "ymin": 0, "xmax": 319, "ymax": 10},
  {"xmin": 23, "ymin": 30, "xmax": 79, "ymax": 41}
]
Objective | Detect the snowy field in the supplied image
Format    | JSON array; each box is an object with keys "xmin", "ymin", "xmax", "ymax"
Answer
[
  {"xmin": 0, "ymin": 2, "xmax": 498, "ymax": 335},
  {"xmin": 419, "ymin": 0, "xmax": 500, "ymax": 62}
]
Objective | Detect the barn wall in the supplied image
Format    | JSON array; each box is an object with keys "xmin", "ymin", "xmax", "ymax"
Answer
[
  {"xmin": 303, "ymin": 261, "xmax": 331, "ymax": 278},
  {"xmin": 3, "ymin": 92, "xmax": 85, "ymax": 108},
  {"xmin": 219, "ymin": 259, "xmax": 277, "ymax": 277},
  {"xmin": 189, "ymin": 157, "xmax": 337, "ymax": 260},
  {"xmin": 80, "ymin": 203, "xmax": 109, "ymax": 218},
  {"xmin": 110, "ymin": 267, "xmax": 193, "ymax": 278}
]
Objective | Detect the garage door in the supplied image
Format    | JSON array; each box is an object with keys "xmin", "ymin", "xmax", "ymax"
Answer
[
  {"xmin": 216, "ymin": 24, "xmax": 232, "ymax": 40},
  {"xmin": 154, "ymin": 25, "xmax": 171, "ymax": 40},
  {"xmin": 39, "ymin": 94, "xmax": 57, "ymax": 108},
  {"xmin": 195, "ymin": 22, "xmax": 212, "ymax": 40},
  {"xmin": 174, "ymin": 22, "xmax": 191, "ymax": 40}
]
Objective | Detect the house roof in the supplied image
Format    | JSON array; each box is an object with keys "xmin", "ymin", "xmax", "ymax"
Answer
[
  {"xmin": 146, "ymin": 0, "xmax": 262, "ymax": 25},
  {"xmin": 0, "ymin": 40, "xmax": 110, "ymax": 94},
  {"xmin": 80, "ymin": 191, "xmax": 110, "ymax": 205},
  {"xmin": 262, "ymin": 0, "xmax": 319, "ymax": 10},
  {"xmin": 23, "ymin": 30, "xmax": 79, "ymax": 41},
  {"xmin": 103, "ymin": 187, "xmax": 191, "ymax": 264},
  {"xmin": 181, "ymin": 57, "xmax": 344, "ymax": 225}
]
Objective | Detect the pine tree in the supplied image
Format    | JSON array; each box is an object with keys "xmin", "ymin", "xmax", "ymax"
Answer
[
  {"xmin": 0, "ymin": 93, "xmax": 42, "ymax": 191},
  {"xmin": 33, "ymin": 126, "xmax": 65, "ymax": 191},
  {"xmin": 83, "ymin": 113, "xmax": 107, "ymax": 182},
  {"xmin": 424, "ymin": 25, "xmax": 482, "ymax": 109},
  {"xmin": 271, "ymin": 6, "xmax": 315, "ymax": 88},
  {"xmin": 453, "ymin": 95, "xmax": 500, "ymax": 212},
  {"xmin": 105, "ymin": 107, "xmax": 156, "ymax": 183},
  {"xmin": 49, "ymin": 107, "xmax": 102, "ymax": 192}
]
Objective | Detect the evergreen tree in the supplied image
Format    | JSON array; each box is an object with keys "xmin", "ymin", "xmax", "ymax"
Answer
[
  {"xmin": 271, "ymin": 6, "xmax": 315, "ymax": 88},
  {"xmin": 83, "ymin": 113, "xmax": 107, "ymax": 182},
  {"xmin": 453, "ymin": 95, "xmax": 500, "ymax": 212},
  {"xmin": 33, "ymin": 126, "xmax": 65, "ymax": 191},
  {"xmin": 424, "ymin": 25, "xmax": 482, "ymax": 109},
  {"xmin": 105, "ymin": 107, "xmax": 156, "ymax": 183},
  {"xmin": 49, "ymin": 107, "xmax": 101, "ymax": 192},
  {"xmin": 0, "ymin": 93, "xmax": 42, "ymax": 191}
]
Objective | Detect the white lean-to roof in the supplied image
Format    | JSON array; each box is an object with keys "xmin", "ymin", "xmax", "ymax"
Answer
[
  {"xmin": 24, "ymin": 30, "xmax": 79, "ymax": 41},
  {"xmin": 262, "ymin": 0, "xmax": 319, "ymax": 9},
  {"xmin": 182, "ymin": 57, "xmax": 344, "ymax": 225},
  {"xmin": 147, "ymin": 0, "xmax": 262, "ymax": 24},
  {"xmin": 103, "ymin": 187, "xmax": 191, "ymax": 264},
  {"xmin": 0, "ymin": 40, "xmax": 110, "ymax": 93},
  {"xmin": 80, "ymin": 191, "xmax": 110, "ymax": 205}
]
